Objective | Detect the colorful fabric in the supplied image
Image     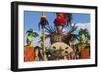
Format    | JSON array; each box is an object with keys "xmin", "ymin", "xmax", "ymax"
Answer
[
  {"xmin": 54, "ymin": 18, "xmax": 67, "ymax": 26},
  {"xmin": 24, "ymin": 46, "xmax": 35, "ymax": 62}
]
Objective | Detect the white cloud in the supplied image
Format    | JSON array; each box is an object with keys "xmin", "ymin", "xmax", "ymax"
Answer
[{"xmin": 75, "ymin": 23, "xmax": 90, "ymax": 32}]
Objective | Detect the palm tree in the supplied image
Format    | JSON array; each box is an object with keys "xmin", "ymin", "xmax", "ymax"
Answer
[{"xmin": 38, "ymin": 12, "xmax": 49, "ymax": 61}]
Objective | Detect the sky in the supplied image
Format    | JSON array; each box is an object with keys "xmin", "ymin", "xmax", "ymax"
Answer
[
  {"xmin": 24, "ymin": 11, "xmax": 90, "ymax": 46},
  {"xmin": 24, "ymin": 11, "xmax": 90, "ymax": 32}
]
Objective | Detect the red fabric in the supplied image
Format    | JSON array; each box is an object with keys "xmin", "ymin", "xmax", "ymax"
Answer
[
  {"xmin": 80, "ymin": 48, "xmax": 90, "ymax": 59},
  {"xmin": 24, "ymin": 47, "xmax": 35, "ymax": 62},
  {"xmin": 54, "ymin": 18, "xmax": 67, "ymax": 25}
]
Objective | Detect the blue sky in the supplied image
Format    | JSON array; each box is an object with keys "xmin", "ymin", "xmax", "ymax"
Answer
[
  {"xmin": 24, "ymin": 11, "xmax": 90, "ymax": 46},
  {"xmin": 24, "ymin": 11, "xmax": 90, "ymax": 32}
]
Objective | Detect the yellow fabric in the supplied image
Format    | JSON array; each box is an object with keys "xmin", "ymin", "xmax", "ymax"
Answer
[{"xmin": 41, "ymin": 16, "xmax": 46, "ymax": 19}]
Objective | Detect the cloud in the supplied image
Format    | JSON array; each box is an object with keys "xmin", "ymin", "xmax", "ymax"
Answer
[{"xmin": 75, "ymin": 23, "xmax": 90, "ymax": 32}]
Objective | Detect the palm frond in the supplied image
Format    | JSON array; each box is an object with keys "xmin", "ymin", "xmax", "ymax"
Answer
[
  {"xmin": 45, "ymin": 26, "xmax": 52, "ymax": 33},
  {"xmin": 45, "ymin": 25, "xmax": 57, "ymax": 33},
  {"xmin": 69, "ymin": 26, "xmax": 78, "ymax": 33},
  {"xmin": 71, "ymin": 34, "xmax": 80, "ymax": 41}
]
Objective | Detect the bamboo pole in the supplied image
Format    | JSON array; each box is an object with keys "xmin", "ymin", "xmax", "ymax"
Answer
[
  {"xmin": 42, "ymin": 28, "xmax": 46, "ymax": 61},
  {"xmin": 41, "ymin": 12, "xmax": 47, "ymax": 61}
]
